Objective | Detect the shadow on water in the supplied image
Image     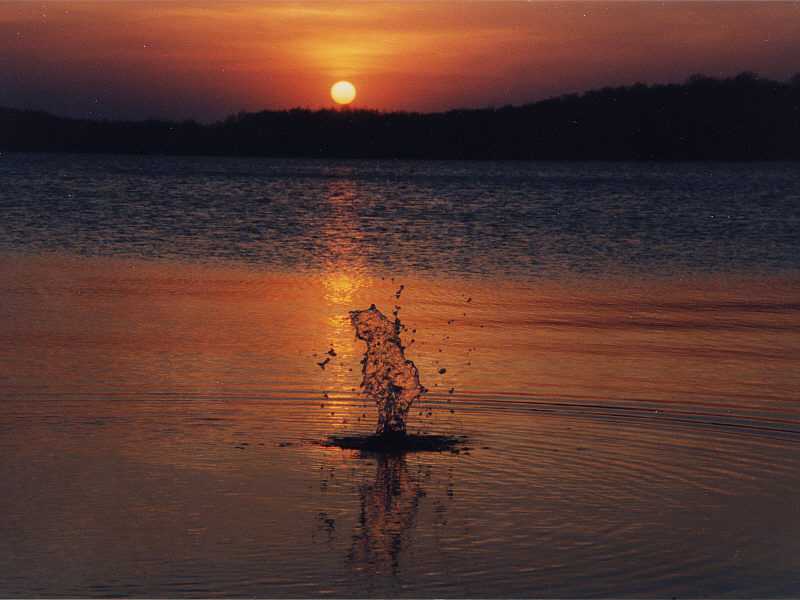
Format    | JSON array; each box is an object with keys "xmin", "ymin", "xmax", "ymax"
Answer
[{"xmin": 326, "ymin": 432, "xmax": 461, "ymax": 452}]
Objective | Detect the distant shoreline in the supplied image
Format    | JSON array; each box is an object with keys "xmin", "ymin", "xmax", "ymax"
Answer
[{"xmin": 2, "ymin": 73, "xmax": 798, "ymax": 161}]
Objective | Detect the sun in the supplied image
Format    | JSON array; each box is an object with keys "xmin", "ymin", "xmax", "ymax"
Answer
[{"xmin": 331, "ymin": 81, "xmax": 356, "ymax": 105}]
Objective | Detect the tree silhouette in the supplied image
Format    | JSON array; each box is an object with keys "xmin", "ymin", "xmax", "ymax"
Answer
[{"xmin": 1, "ymin": 73, "xmax": 798, "ymax": 160}]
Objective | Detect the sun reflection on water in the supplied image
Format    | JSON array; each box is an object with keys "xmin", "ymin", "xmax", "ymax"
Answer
[
  {"xmin": 322, "ymin": 271, "xmax": 364, "ymax": 306},
  {"xmin": 313, "ymin": 177, "xmax": 374, "ymax": 429}
]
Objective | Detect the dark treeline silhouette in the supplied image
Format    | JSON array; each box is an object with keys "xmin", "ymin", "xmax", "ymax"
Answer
[{"xmin": 2, "ymin": 73, "xmax": 799, "ymax": 160}]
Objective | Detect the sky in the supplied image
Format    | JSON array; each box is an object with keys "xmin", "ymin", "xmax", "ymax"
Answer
[{"xmin": 1, "ymin": 1, "xmax": 799, "ymax": 123}]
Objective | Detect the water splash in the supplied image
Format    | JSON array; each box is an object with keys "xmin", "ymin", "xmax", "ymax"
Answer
[
  {"xmin": 349, "ymin": 304, "xmax": 424, "ymax": 438},
  {"xmin": 324, "ymin": 303, "xmax": 463, "ymax": 452}
]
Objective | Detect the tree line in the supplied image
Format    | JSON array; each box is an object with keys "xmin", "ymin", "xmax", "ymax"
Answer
[{"xmin": 1, "ymin": 72, "xmax": 798, "ymax": 160}]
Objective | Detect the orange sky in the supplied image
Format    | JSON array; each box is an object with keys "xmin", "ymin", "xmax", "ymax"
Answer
[{"xmin": 1, "ymin": 1, "xmax": 799, "ymax": 122}]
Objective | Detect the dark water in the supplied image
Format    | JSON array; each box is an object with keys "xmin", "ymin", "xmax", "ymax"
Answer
[
  {"xmin": 1, "ymin": 153, "xmax": 799, "ymax": 597},
  {"xmin": 1, "ymin": 153, "xmax": 798, "ymax": 278}
]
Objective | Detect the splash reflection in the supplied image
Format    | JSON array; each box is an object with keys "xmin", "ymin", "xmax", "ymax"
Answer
[{"xmin": 348, "ymin": 453, "xmax": 426, "ymax": 575}]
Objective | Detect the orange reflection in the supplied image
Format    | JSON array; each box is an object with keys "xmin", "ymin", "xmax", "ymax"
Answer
[
  {"xmin": 314, "ymin": 176, "xmax": 372, "ymax": 418},
  {"xmin": 319, "ymin": 179, "xmax": 364, "ymax": 268},
  {"xmin": 4, "ymin": 250, "xmax": 798, "ymax": 453},
  {"xmin": 322, "ymin": 272, "xmax": 363, "ymax": 306}
]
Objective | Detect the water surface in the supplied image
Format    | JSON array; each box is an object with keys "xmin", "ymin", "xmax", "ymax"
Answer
[{"xmin": 1, "ymin": 155, "xmax": 799, "ymax": 597}]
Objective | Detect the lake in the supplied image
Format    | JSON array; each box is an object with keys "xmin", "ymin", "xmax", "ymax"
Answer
[{"xmin": 1, "ymin": 154, "xmax": 799, "ymax": 597}]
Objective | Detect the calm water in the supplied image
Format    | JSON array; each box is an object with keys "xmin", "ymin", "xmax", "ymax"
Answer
[{"xmin": 1, "ymin": 153, "xmax": 799, "ymax": 597}]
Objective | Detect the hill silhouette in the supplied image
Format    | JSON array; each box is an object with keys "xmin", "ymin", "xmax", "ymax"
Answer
[{"xmin": 1, "ymin": 73, "xmax": 798, "ymax": 160}]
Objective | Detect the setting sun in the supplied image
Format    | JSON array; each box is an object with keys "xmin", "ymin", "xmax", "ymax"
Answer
[{"xmin": 331, "ymin": 81, "xmax": 356, "ymax": 105}]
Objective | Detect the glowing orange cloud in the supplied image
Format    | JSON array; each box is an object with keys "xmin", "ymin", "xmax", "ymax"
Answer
[{"xmin": 0, "ymin": 1, "xmax": 798, "ymax": 122}]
